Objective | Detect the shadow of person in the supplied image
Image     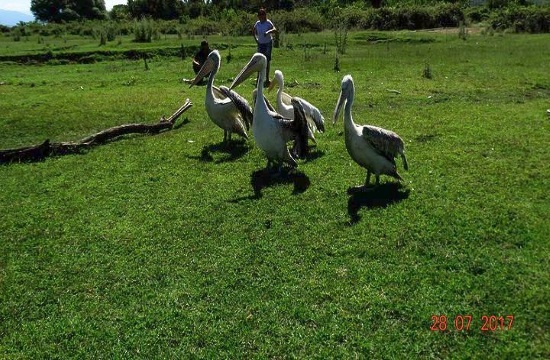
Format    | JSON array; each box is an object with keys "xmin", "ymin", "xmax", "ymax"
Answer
[
  {"xmin": 250, "ymin": 167, "xmax": 310, "ymax": 198},
  {"xmin": 347, "ymin": 182, "xmax": 410, "ymax": 224}
]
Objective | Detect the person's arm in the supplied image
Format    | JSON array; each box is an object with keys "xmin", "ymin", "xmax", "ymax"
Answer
[
  {"xmin": 265, "ymin": 20, "xmax": 277, "ymax": 35},
  {"xmin": 252, "ymin": 23, "xmax": 259, "ymax": 44}
]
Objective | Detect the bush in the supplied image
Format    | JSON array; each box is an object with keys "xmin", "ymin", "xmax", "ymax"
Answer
[
  {"xmin": 184, "ymin": 16, "xmax": 221, "ymax": 35},
  {"xmin": 133, "ymin": 19, "xmax": 155, "ymax": 42},
  {"xmin": 11, "ymin": 28, "xmax": 22, "ymax": 42},
  {"xmin": 337, "ymin": 4, "xmax": 465, "ymax": 31},
  {"xmin": 489, "ymin": 5, "xmax": 550, "ymax": 32},
  {"xmin": 465, "ymin": 6, "xmax": 491, "ymax": 23},
  {"xmin": 273, "ymin": 8, "xmax": 325, "ymax": 33},
  {"xmin": 434, "ymin": 3, "xmax": 465, "ymax": 27}
]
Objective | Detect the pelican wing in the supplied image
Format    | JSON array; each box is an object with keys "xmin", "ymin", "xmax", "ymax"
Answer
[
  {"xmin": 212, "ymin": 85, "xmax": 227, "ymax": 100},
  {"xmin": 269, "ymin": 110, "xmax": 294, "ymax": 127},
  {"xmin": 290, "ymin": 98, "xmax": 310, "ymax": 158},
  {"xmin": 280, "ymin": 86, "xmax": 324, "ymax": 133},
  {"xmin": 281, "ymin": 91, "xmax": 293, "ymax": 106},
  {"xmin": 361, "ymin": 125, "xmax": 404, "ymax": 162},
  {"xmin": 294, "ymin": 96, "xmax": 325, "ymax": 133},
  {"xmin": 219, "ymin": 85, "xmax": 253, "ymax": 129}
]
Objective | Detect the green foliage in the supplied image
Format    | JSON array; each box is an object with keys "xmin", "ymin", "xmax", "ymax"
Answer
[
  {"xmin": 133, "ymin": 18, "xmax": 155, "ymax": 43},
  {"xmin": 109, "ymin": 4, "xmax": 131, "ymax": 21},
  {"xmin": 489, "ymin": 5, "xmax": 550, "ymax": 32},
  {"xmin": 31, "ymin": 0, "xmax": 107, "ymax": 23},
  {"xmin": 458, "ymin": 20, "xmax": 468, "ymax": 39},
  {"xmin": 128, "ymin": 0, "xmax": 183, "ymax": 20},
  {"xmin": 9, "ymin": 2, "xmax": 550, "ymax": 35},
  {"xmin": 11, "ymin": 28, "xmax": 22, "ymax": 42},
  {"xmin": 334, "ymin": 23, "xmax": 348, "ymax": 54},
  {"xmin": 423, "ymin": 62, "xmax": 433, "ymax": 79},
  {"xmin": 333, "ymin": 3, "xmax": 466, "ymax": 31},
  {"xmin": 487, "ymin": 0, "xmax": 531, "ymax": 9},
  {"xmin": 273, "ymin": 8, "xmax": 325, "ymax": 33}
]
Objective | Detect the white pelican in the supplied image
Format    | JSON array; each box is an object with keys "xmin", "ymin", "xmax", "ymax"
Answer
[
  {"xmin": 230, "ymin": 53, "xmax": 309, "ymax": 169},
  {"xmin": 333, "ymin": 75, "xmax": 408, "ymax": 188},
  {"xmin": 190, "ymin": 50, "xmax": 253, "ymax": 143},
  {"xmin": 268, "ymin": 70, "xmax": 325, "ymax": 143}
]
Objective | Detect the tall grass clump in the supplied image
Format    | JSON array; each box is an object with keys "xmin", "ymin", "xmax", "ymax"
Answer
[
  {"xmin": 423, "ymin": 62, "xmax": 433, "ymax": 79},
  {"xmin": 133, "ymin": 18, "xmax": 155, "ymax": 43},
  {"xmin": 334, "ymin": 23, "xmax": 348, "ymax": 54},
  {"xmin": 458, "ymin": 21, "xmax": 468, "ymax": 40},
  {"xmin": 11, "ymin": 28, "xmax": 22, "ymax": 42}
]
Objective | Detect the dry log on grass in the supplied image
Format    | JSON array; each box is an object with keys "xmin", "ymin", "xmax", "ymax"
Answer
[{"xmin": 0, "ymin": 99, "xmax": 193, "ymax": 164}]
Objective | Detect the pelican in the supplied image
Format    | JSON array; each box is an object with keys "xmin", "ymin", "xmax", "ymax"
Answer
[
  {"xmin": 333, "ymin": 75, "xmax": 408, "ymax": 188},
  {"xmin": 268, "ymin": 70, "xmax": 325, "ymax": 143},
  {"xmin": 230, "ymin": 53, "xmax": 309, "ymax": 169},
  {"xmin": 190, "ymin": 50, "xmax": 253, "ymax": 143}
]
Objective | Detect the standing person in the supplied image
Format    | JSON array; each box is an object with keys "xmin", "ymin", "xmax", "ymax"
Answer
[{"xmin": 253, "ymin": 8, "xmax": 277, "ymax": 87}]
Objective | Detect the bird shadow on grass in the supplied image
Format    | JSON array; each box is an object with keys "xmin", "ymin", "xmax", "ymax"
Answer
[
  {"xmin": 302, "ymin": 147, "xmax": 325, "ymax": 162},
  {"xmin": 230, "ymin": 167, "xmax": 311, "ymax": 201},
  {"xmin": 347, "ymin": 182, "xmax": 410, "ymax": 225},
  {"xmin": 251, "ymin": 167, "xmax": 311, "ymax": 198},
  {"xmin": 189, "ymin": 139, "xmax": 250, "ymax": 163}
]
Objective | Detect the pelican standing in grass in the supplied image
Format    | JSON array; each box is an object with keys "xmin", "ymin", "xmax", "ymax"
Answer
[
  {"xmin": 333, "ymin": 75, "xmax": 408, "ymax": 188},
  {"xmin": 189, "ymin": 50, "xmax": 253, "ymax": 143},
  {"xmin": 230, "ymin": 53, "xmax": 309, "ymax": 170},
  {"xmin": 268, "ymin": 70, "xmax": 325, "ymax": 144}
]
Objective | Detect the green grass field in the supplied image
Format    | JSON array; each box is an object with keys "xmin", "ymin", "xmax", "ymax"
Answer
[{"xmin": 1, "ymin": 30, "xmax": 549, "ymax": 358}]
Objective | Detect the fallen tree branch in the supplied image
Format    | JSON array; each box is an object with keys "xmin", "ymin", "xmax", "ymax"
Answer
[{"xmin": 1, "ymin": 98, "xmax": 193, "ymax": 164}]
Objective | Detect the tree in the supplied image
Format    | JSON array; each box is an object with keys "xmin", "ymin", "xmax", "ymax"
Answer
[
  {"xmin": 370, "ymin": 0, "xmax": 382, "ymax": 8},
  {"xmin": 110, "ymin": 4, "xmax": 131, "ymax": 20},
  {"xmin": 31, "ymin": 0, "xmax": 107, "ymax": 22},
  {"xmin": 128, "ymin": 0, "xmax": 184, "ymax": 20},
  {"xmin": 69, "ymin": 0, "xmax": 107, "ymax": 20},
  {"xmin": 31, "ymin": 0, "xmax": 66, "ymax": 22}
]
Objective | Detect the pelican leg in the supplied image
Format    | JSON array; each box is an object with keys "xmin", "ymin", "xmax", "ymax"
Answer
[
  {"xmin": 375, "ymin": 175, "xmax": 381, "ymax": 186},
  {"xmin": 223, "ymin": 130, "xmax": 228, "ymax": 143},
  {"xmin": 267, "ymin": 160, "xmax": 280, "ymax": 174},
  {"xmin": 277, "ymin": 162, "xmax": 284, "ymax": 176},
  {"xmin": 365, "ymin": 170, "xmax": 372, "ymax": 187}
]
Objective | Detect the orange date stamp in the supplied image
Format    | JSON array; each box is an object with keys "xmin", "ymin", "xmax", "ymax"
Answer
[{"xmin": 430, "ymin": 314, "xmax": 514, "ymax": 331}]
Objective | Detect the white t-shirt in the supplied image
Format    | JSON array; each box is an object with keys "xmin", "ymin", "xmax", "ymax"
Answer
[{"xmin": 254, "ymin": 20, "xmax": 275, "ymax": 44}]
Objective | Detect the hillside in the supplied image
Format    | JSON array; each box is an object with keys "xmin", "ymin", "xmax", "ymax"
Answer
[{"xmin": 0, "ymin": 9, "xmax": 34, "ymax": 26}]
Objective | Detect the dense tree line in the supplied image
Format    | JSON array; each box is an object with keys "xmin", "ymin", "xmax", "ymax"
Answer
[
  {"xmin": 28, "ymin": 0, "xmax": 549, "ymax": 25},
  {"xmin": 30, "ymin": 0, "xmax": 473, "ymax": 22}
]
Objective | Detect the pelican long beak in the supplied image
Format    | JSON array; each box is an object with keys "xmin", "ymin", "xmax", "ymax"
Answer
[
  {"xmin": 189, "ymin": 58, "xmax": 214, "ymax": 88},
  {"xmin": 267, "ymin": 78, "xmax": 276, "ymax": 92},
  {"xmin": 230, "ymin": 55, "xmax": 262, "ymax": 90},
  {"xmin": 333, "ymin": 90, "xmax": 346, "ymax": 125}
]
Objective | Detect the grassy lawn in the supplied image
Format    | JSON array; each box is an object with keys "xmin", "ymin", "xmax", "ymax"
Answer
[{"xmin": 0, "ymin": 30, "xmax": 549, "ymax": 358}]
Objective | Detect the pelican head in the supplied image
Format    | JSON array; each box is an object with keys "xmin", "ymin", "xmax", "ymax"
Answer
[
  {"xmin": 230, "ymin": 53, "xmax": 267, "ymax": 90},
  {"xmin": 333, "ymin": 74, "xmax": 355, "ymax": 124},
  {"xmin": 189, "ymin": 50, "xmax": 220, "ymax": 87},
  {"xmin": 267, "ymin": 69, "xmax": 283, "ymax": 92}
]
